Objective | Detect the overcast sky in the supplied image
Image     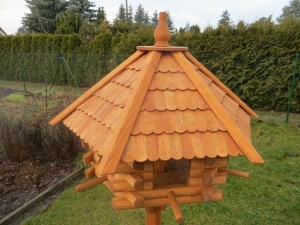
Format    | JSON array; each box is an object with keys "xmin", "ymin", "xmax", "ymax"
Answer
[{"xmin": 0, "ymin": 0, "xmax": 291, "ymax": 35}]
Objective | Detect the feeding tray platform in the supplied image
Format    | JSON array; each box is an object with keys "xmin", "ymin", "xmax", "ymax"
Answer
[{"xmin": 50, "ymin": 12, "xmax": 263, "ymax": 225}]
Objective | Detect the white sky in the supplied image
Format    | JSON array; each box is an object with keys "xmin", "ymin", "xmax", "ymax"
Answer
[{"xmin": 0, "ymin": 0, "xmax": 291, "ymax": 35}]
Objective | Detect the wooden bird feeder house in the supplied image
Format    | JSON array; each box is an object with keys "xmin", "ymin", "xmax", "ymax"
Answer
[{"xmin": 50, "ymin": 12, "xmax": 264, "ymax": 225}]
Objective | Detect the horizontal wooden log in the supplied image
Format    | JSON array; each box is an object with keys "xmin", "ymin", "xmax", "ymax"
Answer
[
  {"xmin": 136, "ymin": 172, "xmax": 153, "ymax": 181},
  {"xmin": 137, "ymin": 185, "xmax": 203, "ymax": 199},
  {"xmin": 109, "ymin": 179, "xmax": 153, "ymax": 192},
  {"xmin": 187, "ymin": 172, "xmax": 227, "ymax": 186},
  {"xmin": 112, "ymin": 190, "xmax": 223, "ymax": 210},
  {"xmin": 114, "ymin": 162, "xmax": 154, "ymax": 173},
  {"xmin": 189, "ymin": 168, "xmax": 205, "ymax": 178},
  {"xmin": 75, "ymin": 176, "xmax": 108, "ymax": 192},
  {"xmin": 85, "ymin": 166, "xmax": 95, "ymax": 179},
  {"xmin": 154, "ymin": 160, "xmax": 165, "ymax": 173},
  {"xmin": 82, "ymin": 151, "xmax": 94, "ymax": 165},
  {"xmin": 168, "ymin": 191, "xmax": 184, "ymax": 222},
  {"xmin": 203, "ymin": 168, "xmax": 215, "ymax": 185},
  {"xmin": 217, "ymin": 168, "xmax": 250, "ymax": 178},
  {"xmin": 202, "ymin": 185, "xmax": 214, "ymax": 202},
  {"xmin": 190, "ymin": 157, "xmax": 229, "ymax": 169},
  {"xmin": 124, "ymin": 192, "xmax": 144, "ymax": 208},
  {"xmin": 118, "ymin": 173, "xmax": 144, "ymax": 190}
]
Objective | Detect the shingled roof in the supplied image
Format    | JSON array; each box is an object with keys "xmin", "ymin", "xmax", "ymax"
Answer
[{"xmin": 50, "ymin": 12, "xmax": 263, "ymax": 177}]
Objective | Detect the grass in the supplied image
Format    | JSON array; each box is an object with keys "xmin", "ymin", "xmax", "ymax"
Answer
[{"xmin": 22, "ymin": 120, "xmax": 300, "ymax": 225}]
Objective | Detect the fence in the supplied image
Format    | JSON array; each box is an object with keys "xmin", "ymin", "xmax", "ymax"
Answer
[{"xmin": 0, "ymin": 53, "xmax": 299, "ymax": 115}]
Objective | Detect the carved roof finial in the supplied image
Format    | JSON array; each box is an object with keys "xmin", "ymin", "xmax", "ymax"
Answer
[{"xmin": 154, "ymin": 12, "xmax": 170, "ymax": 47}]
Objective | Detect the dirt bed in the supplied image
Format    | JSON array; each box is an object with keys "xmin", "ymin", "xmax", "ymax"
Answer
[{"xmin": 0, "ymin": 88, "xmax": 82, "ymax": 223}]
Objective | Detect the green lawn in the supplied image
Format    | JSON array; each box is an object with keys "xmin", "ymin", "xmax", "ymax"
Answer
[{"xmin": 23, "ymin": 120, "xmax": 300, "ymax": 225}]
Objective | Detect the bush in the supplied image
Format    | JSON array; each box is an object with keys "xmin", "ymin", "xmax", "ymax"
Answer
[{"xmin": 0, "ymin": 115, "xmax": 82, "ymax": 162}]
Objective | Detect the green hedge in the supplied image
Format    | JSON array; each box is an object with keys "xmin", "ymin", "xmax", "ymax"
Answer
[{"xmin": 0, "ymin": 21, "xmax": 300, "ymax": 112}]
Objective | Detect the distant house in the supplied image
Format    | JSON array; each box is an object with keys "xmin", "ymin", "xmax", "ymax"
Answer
[{"xmin": 0, "ymin": 27, "xmax": 7, "ymax": 36}]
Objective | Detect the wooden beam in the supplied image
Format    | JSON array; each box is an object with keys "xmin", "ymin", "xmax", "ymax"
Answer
[
  {"xmin": 111, "ymin": 190, "xmax": 223, "ymax": 210},
  {"xmin": 117, "ymin": 173, "xmax": 144, "ymax": 190},
  {"xmin": 124, "ymin": 192, "xmax": 144, "ymax": 208},
  {"xmin": 203, "ymin": 168, "xmax": 215, "ymax": 185},
  {"xmin": 136, "ymin": 172, "xmax": 153, "ymax": 181},
  {"xmin": 75, "ymin": 176, "xmax": 108, "ymax": 192},
  {"xmin": 113, "ymin": 161, "xmax": 153, "ymax": 174},
  {"xmin": 168, "ymin": 191, "xmax": 184, "ymax": 222},
  {"xmin": 183, "ymin": 51, "xmax": 258, "ymax": 118},
  {"xmin": 173, "ymin": 51, "xmax": 264, "ymax": 164},
  {"xmin": 138, "ymin": 185, "xmax": 204, "ymax": 199},
  {"xmin": 85, "ymin": 166, "xmax": 95, "ymax": 179},
  {"xmin": 146, "ymin": 207, "xmax": 162, "ymax": 225},
  {"xmin": 82, "ymin": 150, "xmax": 94, "ymax": 165},
  {"xmin": 49, "ymin": 50, "xmax": 146, "ymax": 125},
  {"xmin": 96, "ymin": 51, "xmax": 162, "ymax": 176},
  {"xmin": 189, "ymin": 157, "xmax": 228, "ymax": 169},
  {"xmin": 109, "ymin": 179, "xmax": 153, "ymax": 192},
  {"xmin": 218, "ymin": 168, "xmax": 250, "ymax": 178},
  {"xmin": 187, "ymin": 172, "xmax": 227, "ymax": 186}
]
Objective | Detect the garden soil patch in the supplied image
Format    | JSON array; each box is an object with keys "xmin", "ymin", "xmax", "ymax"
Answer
[{"xmin": 0, "ymin": 88, "xmax": 83, "ymax": 223}]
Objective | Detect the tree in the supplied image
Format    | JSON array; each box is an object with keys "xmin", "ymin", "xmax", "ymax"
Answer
[
  {"xmin": 115, "ymin": 4, "xmax": 126, "ymax": 21},
  {"xmin": 128, "ymin": 4, "xmax": 134, "ymax": 23},
  {"xmin": 67, "ymin": 0, "xmax": 96, "ymax": 22},
  {"xmin": 151, "ymin": 10, "xmax": 158, "ymax": 27},
  {"xmin": 134, "ymin": 4, "xmax": 149, "ymax": 26},
  {"xmin": 166, "ymin": 11, "xmax": 175, "ymax": 32},
  {"xmin": 16, "ymin": 25, "xmax": 27, "ymax": 35},
  {"xmin": 96, "ymin": 7, "xmax": 106, "ymax": 25},
  {"xmin": 277, "ymin": 0, "xmax": 300, "ymax": 22},
  {"xmin": 55, "ymin": 12, "xmax": 82, "ymax": 34},
  {"xmin": 22, "ymin": 0, "xmax": 67, "ymax": 34},
  {"xmin": 218, "ymin": 10, "xmax": 234, "ymax": 28}
]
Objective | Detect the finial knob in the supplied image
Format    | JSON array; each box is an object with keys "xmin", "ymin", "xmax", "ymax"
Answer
[{"xmin": 154, "ymin": 12, "xmax": 171, "ymax": 47}]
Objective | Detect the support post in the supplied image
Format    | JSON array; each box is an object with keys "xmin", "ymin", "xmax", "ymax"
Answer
[
  {"xmin": 146, "ymin": 207, "xmax": 162, "ymax": 225},
  {"xmin": 17, "ymin": 52, "xmax": 26, "ymax": 92},
  {"xmin": 286, "ymin": 54, "xmax": 299, "ymax": 123}
]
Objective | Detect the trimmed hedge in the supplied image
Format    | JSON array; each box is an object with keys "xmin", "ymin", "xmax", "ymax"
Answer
[{"xmin": 0, "ymin": 21, "xmax": 300, "ymax": 112}]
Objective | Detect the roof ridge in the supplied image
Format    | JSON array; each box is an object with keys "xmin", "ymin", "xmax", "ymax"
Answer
[
  {"xmin": 96, "ymin": 51, "xmax": 163, "ymax": 176},
  {"xmin": 183, "ymin": 51, "xmax": 258, "ymax": 118},
  {"xmin": 172, "ymin": 51, "xmax": 264, "ymax": 164}
]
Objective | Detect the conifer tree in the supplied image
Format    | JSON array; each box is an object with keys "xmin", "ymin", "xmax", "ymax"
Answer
[
  {"xmin": 22, "ymin": 0, "xmax": 67, "ymax": 34},
  {"xmin": 151, "ymin": 10, "xmax": 158, "ymax": 27},
  {"xmin": 67, "ymin": 0, "xmax": 96, "ymax": 22},
  {"xmin": 115, "ymin": 4, "xmax": 126, "ymax": 21},
  {"xmin": 218, "ymin": 10, "xmax": 234, "ymax": 28},
  {"xmin": 166, "ymin": 11, "xmax": 175, "ymax": 32},
  {"xmin": 96, "ymin": 7, "xmax": 107, "ymax": 25},
  {"xmin": 135, "ymin": 4, "xmax": 149, "ymax": 26},
  {"xmin": 277, "ymin": 0, "xmax": 300, "ymax": 22}
]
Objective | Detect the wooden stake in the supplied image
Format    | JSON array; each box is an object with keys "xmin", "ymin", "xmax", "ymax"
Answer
[
  {"xmin": 168, "ymin": 191, "xmax": 184, "ymax": 222},
  {"xmin": 75, "ymin": 176, "xmax": 108, "ymax": 192},
  {"xmin": 218, "ymin": 168, "xmax": 250, "ymax": 178}
]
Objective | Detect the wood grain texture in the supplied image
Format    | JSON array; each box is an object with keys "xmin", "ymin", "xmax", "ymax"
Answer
[
  {"xmin": 172, "ymin": 51, "xmax": 264, "ymax": 164},
  {"xmin": 183, "ymin": 51, "xmax": 258, "ymax": 118},
  {"xmin": 49, "ymin": 50, "xmax": 146, "ymax": 125},
  {"xmin": 95, "ymin": 51, "xmax": 162, "ymax": 176}
]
